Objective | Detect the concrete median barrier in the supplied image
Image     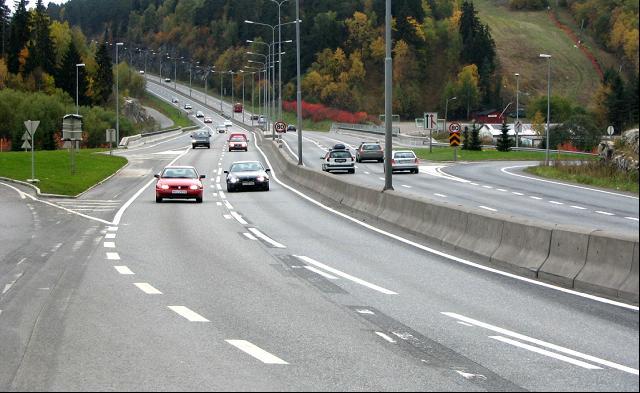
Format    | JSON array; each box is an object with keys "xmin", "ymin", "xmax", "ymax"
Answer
[
  {"xmin": 575, "ymin": 231, "xmax": 637, "ymax": 298},
  {"xmin": 490, "ymin": 220, "xmax": 553, "ymax": 277},
  {"xmin": 618, "ymin": 243, "xmax": 639, "ymax": 302},
  {"xmin": 538, "ymin": 227, "xmax": 593, "ymax": 288},
  {"xmin": 455, "ymin": 212, "xmax": 504, "ymax": 263}
]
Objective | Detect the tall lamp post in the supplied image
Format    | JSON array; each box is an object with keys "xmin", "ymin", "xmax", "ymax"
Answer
[
  {"xmin": 383, "ymin": 0, "xmax": 393, "ymax": 191},
  {"xmin": 515, "ymin": 72, "xmax": 520, "ymax": 148},
  {"xmin": 540, "ymin": 54, "xmax": 552, "ymax": 166},
  {"xmin": 115, "ymin": 42, "xmax": 124, "ymax": 145},
  {"xmin": 239, "ymin": 70, "xmax": 246, "ymax": 123},
  {"xmin": 442, "ymin": 96, "xmax": 457, "ymax": 153},
  {"xmin": 295, "ymin": 0, "xmax": 303, "ymax": 166},
  {"xmin": 270, "ymin": 0, "xmax": 289, "ymax": 121},
  {"xmin": 75, "ymin": 63, "xmax": 85, "ymax": 114},
  {"xmin": 229, "ymin": 70, "xmax": 236, "ymax": 119}
]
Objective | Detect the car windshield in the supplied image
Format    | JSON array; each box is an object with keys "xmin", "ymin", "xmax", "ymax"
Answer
[
  {"xmin": 363, "ymin": 145, "xmax": 381, "ymax": 151},
  {"xmin": 194, "ymin": 132, "xmax": 209, "ymax": 138},
  {"xmin": 330, "ymin": 151, "xmax": 351, "ymax": 158},
  {"xmin": 230, "ymin": 162, "xmax": 263, "ymax": 172},
  {"xmin": 230, "ymin": 137, "xmax": 245, "ymax": 142},
  {"xmin": 162, "ymin": 168, "xmax": 198, "ymax": 179},
  {"xmin": 394, "ymin": 152, "xmax": 416, "ymax": 159}
]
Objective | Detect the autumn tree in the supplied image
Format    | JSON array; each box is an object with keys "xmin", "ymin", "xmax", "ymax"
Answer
[
  {"xmin": 25, "ymin": 0, "xmax": 56, "ymax": 83},
  {"xmin": 7, "ymin": 0, "xmax": 30, "ymax": 74},
  {"xmin": 455, "ymin": 64, "xmax": 480, "ymax": 119},
  {"xmin": 393, "ymin": 40, "xmax": 422, "ymax": 117}
]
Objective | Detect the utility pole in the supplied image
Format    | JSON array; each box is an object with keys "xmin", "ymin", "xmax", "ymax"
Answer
[{"xmin": 383, "ymin": 0, "xmax": 393, "ymax": 191}]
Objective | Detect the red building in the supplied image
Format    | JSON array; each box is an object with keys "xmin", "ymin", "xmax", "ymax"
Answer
[{"xmin": 472, "ymin": 109, "xmax": 504, "ymax": 124}]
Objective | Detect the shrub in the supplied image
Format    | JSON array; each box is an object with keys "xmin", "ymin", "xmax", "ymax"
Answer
[{"xmin": 283, "ymin": 100, "xmax": 369, "ymax": 124}]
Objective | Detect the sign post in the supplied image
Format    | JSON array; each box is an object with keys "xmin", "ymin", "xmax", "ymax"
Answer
[
  {"xmin": 274, "ymin": 121, "xmax": 287, "ymax": 148},
  {"xmin": 424, "ymin": 112, "xmax": 438, "ymax": 153},
  {"xmin": 24, "ymin": 120, "xmax": 40, "ymax": 183},
  {"xmin": 106, "ymin": 128, "xmax": 116, "ymax": 155},
  {"xmin": 514, "ymin": 121, "xmax": 522, "ymax": 148},
  {"xmin": 62, "ymin": 114, "xmax": 83, "ymax": 175}
]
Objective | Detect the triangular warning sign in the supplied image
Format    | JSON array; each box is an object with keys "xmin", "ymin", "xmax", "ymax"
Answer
[{"xmin": 21, "ymin": 140, "xmax": 31, "ymax": 149}]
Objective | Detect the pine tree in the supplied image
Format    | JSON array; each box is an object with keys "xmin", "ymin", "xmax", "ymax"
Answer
[
  {"xmin": 496, "ymin": 118, "xmax": 512, "ymax": 152},
  {"xmin": 25, "ymin": 0, "xmax": 55, "ymax": 76},
  {"xmin": 469, "ymin": 122, "xmax": 482, "ymax": 151},
  {"xmin": 56, "ymin": 40, "xmax": 88, "ymax": 106},
  {"xmin": 0, "ymin": 0, "xmax": 9, "ymax": 59},
  {"xmin": 7, "ymin": 0, "xmax": 30, "ymax": 74},
  {"xmin": 93, "ymin": 38, "xmax": 113, "ymax": 105},
  {"xmin": 462, "ymin": 126, "xmax": 470, "ymax": 150}
]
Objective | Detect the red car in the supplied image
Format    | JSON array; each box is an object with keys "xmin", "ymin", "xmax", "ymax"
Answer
[
  {"xmin": 154, "ymin": 166, "xmax": 205, "ymax": 203},
  {"xmin": 228, "ymin": 133, "xmax": 248, "ymax": 152}
]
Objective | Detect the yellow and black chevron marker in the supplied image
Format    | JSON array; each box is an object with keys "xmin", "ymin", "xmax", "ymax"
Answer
[{"xmin": 449, "ymin": 132, "xmax": 461, "ymax": 147}]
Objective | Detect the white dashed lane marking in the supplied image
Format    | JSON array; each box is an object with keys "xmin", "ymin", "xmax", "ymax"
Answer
[
  {"xmin": 625, "ymin": 217, "xmax": 639, "ymax": 222},
  {"xmin": 105, "ymin": 233, "xmax": 116, "ymax": 239},
  {"xmin": 479, "ymin": 206, "xmax": 497, "ymax": 212},
  {"xmin": 248, "ymin": 228, "xmax": 286, "ymax": 248},
  {"xmin": 529, "ymin": 196, "xmax": 543, "ymax": 200},
  {"xmin": 104, "ymin": 242, "xmax": 116, "ymax": 248},
  {"xmin": 106, "ymin": 252, "xmax": 120, "ymax": 260},
  {"xmin": 134, "ymin": 283, "xmax": 163, "ymax": 295},
  {"xmin": 168, "ymin": 306, "xmax": 210, "ymax": 322},
  {"xmin": 243, "ymin": 232, "xmax": 258, "ymax": 240},
  {"xmin": 549, "ymin": 201, "xmax": 564, "ymax": 205},
  {"xmin": 434, "ymin": 193, "xmax": 447, "ymax": 198},
  {"xmin": 570, "ymin": 205, "xmax": 587, "ymax": 210},
  {"xmin": 512, "ymin": 192, "xmax": 524, "ymax": 196},
  {"xmin": 595, "ymin": 211, "xmax": 615, "ymax": 216},
  {"xmin": 225, "ymin": 340, "xmax": 289, "ymax": 365},
  {"xmin": 114, "ymin": 266, "xmax": 134, "ymax": 275}
]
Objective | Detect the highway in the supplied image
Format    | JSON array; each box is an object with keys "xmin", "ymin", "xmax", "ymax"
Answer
[{"xmin": 0, "ymin": 77, "xmax": 637, "ymax": 391}]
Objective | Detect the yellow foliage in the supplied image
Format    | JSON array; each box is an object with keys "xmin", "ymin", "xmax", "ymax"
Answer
[
  {"xmin": 406, "ymin": 16, "xmax": 426, "ymax": 42},
  {"xmin": 369, "ymin": 37, "xmax": 385, "ymax": 61},
  {"xmin": 531, "ymin": 111, "xmax": 545, "ymax": 136},
  {"xmin": 19, "ymin": 48, "xmax": 30, "ymax": 74},
  {"xmin": 0, "ymin": 59, "xmax": 7, "ymax": 89}
]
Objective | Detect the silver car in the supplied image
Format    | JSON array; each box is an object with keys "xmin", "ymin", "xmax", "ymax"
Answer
[{"xmin": 390, "ymin": 150, "xmax": 419, "ymax": 173}]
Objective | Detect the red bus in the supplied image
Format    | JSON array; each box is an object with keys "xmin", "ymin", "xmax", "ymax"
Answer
[{"xmin": 233, "ymin": 103, "xmax": 243, "ymax": 113}]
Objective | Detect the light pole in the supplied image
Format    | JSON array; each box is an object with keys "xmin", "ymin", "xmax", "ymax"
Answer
[
  {"xmin": 442, "ymin": 96, "xmax": 457, "ymax": 153},
  {"xmin": 229, "ymin": 70, "xmax": 236, "ymax": 119},
  {"xmin": 540, "ymin": 54, "xmax": 552, "ymax": 166},
  {"xmin": 270, "ymin": 0, "xmax": 289, "ymax": 121},
  {"xmin": 383, "ymin": 0, "xmax": 393, "ymax": 191},
  {"xmin": 514, "ymin": 72, "xmax": 520, "ymax": 148},
  {"xmin": 115, "ymin": 42, "xmax": 124, "ymax": 145},
  {"xmin": 75, "ymin": 63, "xmax": 85, "ymax": 115},
  {"xmin": 296, "ymin": 0, "xmax": 303, "ymax": 166},
  {"xmin": 240, "ymin": 70, "xmax": 246, "ymax": 123}
]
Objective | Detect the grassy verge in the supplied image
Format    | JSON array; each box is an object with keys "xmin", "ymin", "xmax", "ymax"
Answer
[
  {"xmin": 141, "ymin": 92, "xmax": 194, "ymax": 128},
  {"xmin": 242, "ymin": 104, "xmax": 333, "ymax": 132},
  {"xmin": 0, "ymin": 149, "xmax": 127, "ymax": 196},
  {"xmin": 525, "ymin": 161, "xmax": 639, "ymax": 194},
  {"xmin": 413, "ymin": 146, "xmax": 596, "ymax": 162}
]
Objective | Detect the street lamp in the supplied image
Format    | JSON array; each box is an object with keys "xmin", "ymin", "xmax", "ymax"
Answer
[
  {"xmin": 383, "ymin": 0, "xmax": 393, "ymax": 191},
  {"xmin": 115, "ymin": 42, "xmax": 124, "ymax": 145},
  {"xmin": 515, "ymin": 72, "xmax": 520, "ymax": 148},
  {"xmin": 269, "ymin": 0, "xmax": 290, "ymax": 121},
  {"xmin": 239, "ymin": 70, "xmax": 246, "ymax": 123},
  {"xmin": 540, "ymin": 54, "xmax": 552, "ymax": 166},
  {"xmin": 75, "ymin": 63, "xmax": 85, "ymax": 115},
  {"xmin": 441, "ymin": 96, "xmax": 457, "ymax": 153},
  {"xmin": 229, "ymin": 70, "xmax": 236, "ymax": 119},
  {"xmin": 295, "ymin": 0, "xmax": 303, "ymax": 166},
  {"xmin": 189, "ymin": 61, "xmax": 199, "ymax": 97}
]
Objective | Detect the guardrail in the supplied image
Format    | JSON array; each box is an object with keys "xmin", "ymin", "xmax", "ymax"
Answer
[
  {"xmin": 334, "ymin": 122, "xmax": 400, "ymax": 136},
  {"xmin": 511, "ymin": 147, "xmax": 598, "ymax": 157}
]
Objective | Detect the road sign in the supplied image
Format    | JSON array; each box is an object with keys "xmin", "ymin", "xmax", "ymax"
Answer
[
  {"xmin": 448, "ymin": 122, "xmax": 461, "ymax": 133},
  {"xmin": 514, "ymin": 121, "xmax": 522, "ymax": 135},
  {"xmin": 24, "ymin": 120, "xmax": 40, "ymax": 135},
  {"xmin": 607, "ymin": 126, "xmax": 614, "ymax": 136},
  {"xmin": 449, "ymin": 132, "xmax": 461, "ymax": 147},
  {"xmin": 424, "ymin": 112, "xmax": 438, "ymax": 131},
  {"xmin": 22, "ymin": 131, "xmax": 32, "ymax": 141},
  {"xmin": 106, "ymin": 129, "xmax": 117, "ymax": 143},
  {"xmin": 21, "ymin": 140, "xmax": 31, "ymax": 150},
  {"xmin": 274, "ymin": 121, "xmax": 287, "ymax": 133}
]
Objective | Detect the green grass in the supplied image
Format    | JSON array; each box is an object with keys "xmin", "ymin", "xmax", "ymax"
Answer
[
  {"xmin": 141, "ymin": 92, "xmax": 194, "ymax": 128},
  {"xmin": 242, "ymin": 104, "xmax": 333, "ymax": 132},
  {"xmin": 474, "ymin": 0, "xmax": 603, "ymax": 106},
  {"xmin": 412, "ymin": 146, "xmax": 596, "ymax": 162},
  {"xmin": 0, "ymin": 149, "xmax": 127, "ymax": 196},
  {"xmin": 526, "ymin": 162, "xmax": 639, "ymax": 194}
]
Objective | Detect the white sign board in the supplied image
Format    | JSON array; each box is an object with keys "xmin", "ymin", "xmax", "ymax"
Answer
[
  {"xmin": 607, "ymin": 126, "xmax": 614, "ymax": 136},
  {"xmin": 424, "ymin": 112, "xmax": 438, "ymax": 131}
]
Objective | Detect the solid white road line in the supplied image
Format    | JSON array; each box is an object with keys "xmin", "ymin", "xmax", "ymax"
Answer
[
  {"xmin": 375, "ymin": 332, "xmax": 397, "ymax": 343},
  {"xmin": 512, "ymin": 192, "xmax": 524, "ymax": 196},
  {"xmin": 549, "ymin": 201, "xmax": 564, "ymax": 205},
  {"xmin": 434, "ymin": 193, "xmax": 448, "ymax": 198},
  {"xmin": 114, "ymin": 266, "xmax": 134, "ymax": 275},
  {"xmin": 225, "ymin": 340, "xmax": 289, "ymax": 364},
  {"xmin": 595, "ymin": 211, "xmax": 615, "ymax": 216},
  {"xmin": 490, "ymin": 336, "xmax": 602, "ymax": 370},
  {"xmin": 248, "ymin": 228, "xmax": 286, "ymax": 248},
  {"xmin": 529, "ymin": 196, "xmax": 543, "ymax": 200},
  {"xmin": 294, "ymin": 255, "xmax": 397, "ymax": 295},
  {"xmin": 106, "ymin": 252, "xmax": 120, "ymax": 260},
  {"xmin": 230, "ymin": 211, "xmax": 248, "ymax": 225},
  {"xmin": 104, "ymin": 242, "xmax": 115, "ymax": 248},
  {"xmin": 168, "ymin": 306, "xmax": 210, "ymax": 322},
  {"xmin": 105, "ymin": 233, "xmax": 116, "ymax": 239},
  {"xmin": 134, "ymin": 283, "xmax": 162, "ymax": 295},
  {"xmin": 223, "ymin": 200, "xmax": 234, "ymax": 210},
  {"xmin": 242, "ymin": 232, "xmax": 258, "ymax": 240},
  {"xmin": 219, "ymin": 191, "xmax": 226, "ymax": 199},
  {"xmin": 479, "ymin": 206, "xmax": 497, "ymax": 212},
  {"xmin": 571, "ymin": 205, "xmax": 587, "ymax": 210},
  {"xmin": 304, "ymin": 266, "xmax": 338, "ymax": 280},
  {"xmin": 442, "ymin": 312, "xmax": 639, "ymax": 375},
  {"xmin": 625, "ymin": 217, "xmax": 639, "ymax": 221}
]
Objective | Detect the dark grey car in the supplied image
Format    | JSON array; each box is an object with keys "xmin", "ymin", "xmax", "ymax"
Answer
[
  {"xmin": 225, "ymin": 161, "xmax": 271, "ymax": 192},
  {"xmin": 191, "ymin": 130, "xmax": 211, "ymax": 149},
  {"xmin": 355, "ymin": 142, "xmax": 384, "ymax": 162}
]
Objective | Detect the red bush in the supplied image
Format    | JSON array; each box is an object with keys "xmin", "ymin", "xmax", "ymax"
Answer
[{"xmin": 283, "ymin": 100, "xmax": 370, "ymax": 124}]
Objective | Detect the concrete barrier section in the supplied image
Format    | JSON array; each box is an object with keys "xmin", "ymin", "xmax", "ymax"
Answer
[
  {"xmin": 538, "ymin": 227, "xmax": 593, "ymax": 288},
  {"xmin": 574, "ymin": 231, "xmax": 636, "ymax": 298},
  {"xmin": 490, "ymin": 220, "xmax": 553, "ymax": 277},
  {"xmin": 455, "ymin": 212, "xmax": 504, "ymax": 262},
  {"xmin": 618, "ymin": 242, "xmax": 639, "ymax": 302}
]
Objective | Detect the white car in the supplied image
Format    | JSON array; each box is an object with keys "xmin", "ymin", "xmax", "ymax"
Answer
[
  {"xmin": 216, "ymin": 124, "xmax": 227, "ymax": 134},
  {"xmin": 388, "ymin": 150, "xmax": 419, "ymax": 174},
  {"xmin": 164, "ymin": 78, "xmax": 171, "ymax": 82},
  {"xmin": 196, "ymin": 111, "xmax": 204, "ymax": 118},
  {"xmin": 321, "ymin": 144, "xmax": 355, "ymax": 174},
  {"xmin": 139, "ymin": 70, "xmax": 145, "ymax": 74},
  {"xmin": 204, "ymin": 117, "xmax": 213, "ymax": 123},
  {"xmin": 184, "ymin": 103, "xmax": 193, "ymax": 110},
  {"xmin": 171, "ymin": 97, "xmax": 179, "ymax": 103},
  {"xmin": 224, "ymin": 120, "xmax": 233, "ymax": 127}
]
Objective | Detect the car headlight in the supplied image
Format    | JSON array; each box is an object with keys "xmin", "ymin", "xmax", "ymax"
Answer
[
  {"xmin": 229, "ymin": 176, "xmax": 238, "ymax": 184},
  {"xmin": 189, "ymin": 185, "xmax": 199, "ymax": 190},
  {"xmin": 160, "ymin": 184, "xmax": 169, "ymax": 190}
]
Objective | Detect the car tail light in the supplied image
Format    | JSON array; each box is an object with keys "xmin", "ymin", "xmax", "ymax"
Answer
[
  {"xmin": 414, "ymin": 158, "xmax": 419, "ymax": 164},
  {"xmin": 350, "ymin": 156, "xmax": 354, "ymax": 161},
  {"xmin": 391, "ymin": 159, "xmax": 396, "ymax": 164}
]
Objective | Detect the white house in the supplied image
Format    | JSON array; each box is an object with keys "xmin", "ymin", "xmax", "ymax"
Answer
[{"xmin": 478, "ymin": 123, "xmax": 550, "ymax": 147}]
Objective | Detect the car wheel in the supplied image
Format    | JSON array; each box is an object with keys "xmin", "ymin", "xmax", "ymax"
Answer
[
  {"xmin": 379, "ymin": 158, "xmax": 384, "ymax": 163},
  {"xmin": 226, "ymin": 184, "xmax": 233, "ymax": 192},
  {"xmin": 349, "ymin": 169, "xmax": 355, "ymax": 174},
  {"xmin": 192, "ymin": 145, "xmax": 196, "ymax": 149},
  {"xmin": 196, "ymin": 196, "xmax": 203, "ymax": 203},
  {"xmin": 263, "ymin": 183, "xmax": 270, "ymax": 191},
  {"xmin": 155, "ymin": 196, "xmax": 162, "ymax": 203}
]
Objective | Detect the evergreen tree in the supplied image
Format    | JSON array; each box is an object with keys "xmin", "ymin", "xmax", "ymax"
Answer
[
  {"xmin": 496, "ymin": 118, "xmax": 512, "ymax": 152},
  {"xmin": 469, "ymin": 122, "xmax": 482, "ymax": 151},
  {"xmin": 603, "ymin": 69, "xmax": 626, "ymax": 134},
  {"xmin": 462, "ymin": 126, "xmax": 470, "ymax": 150},
  {"xmin": 56, "ymin": 40, "xmax": 88, "ymax": 106},
  {"xmin": 93, "ymin": 38, "xmax": 113, "ymax": 105},
  {"xmin": 626, "ymin": 73, "xmax": 639, "ymax": 127},
  {"xmin": 7, "ymin": 0, "xmax": 30, "ymax": 74},
  {"xmin": 0, "ymin": 0, "xmax": 9, "ymax": 59},
  {"xmin": 25, "ymin": 0, "xmax": 55, "ymax": 76}
]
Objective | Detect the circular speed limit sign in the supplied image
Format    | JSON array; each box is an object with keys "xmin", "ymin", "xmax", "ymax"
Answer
[
  {"xmin": 448, "ymin": 122, "xmax": 461, "ymax": 133},
  {"xmin": 274, "ymin": 121, "xmax": 287, "ymax": 133}
]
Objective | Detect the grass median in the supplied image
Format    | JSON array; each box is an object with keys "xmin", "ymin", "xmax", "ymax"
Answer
[
  {"xmin": 141, "ymin": 92, "xmax": 194, "ymax": 128},
  {"xmin": 412, "ymin": 146, "xmax": 595, "ymax": 162},
  {"xmin": 0, "ymin": 149, "xmax": 127, "ymax": 196},
  {"xmin": 525, "ymin": 161, "xmax": 639, "ymax": 194}
]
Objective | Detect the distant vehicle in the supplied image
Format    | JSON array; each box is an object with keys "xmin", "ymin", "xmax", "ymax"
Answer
[
  {"xmin": 203, "ymin": 117, "xmax": 213, "ymax": 123},
  {"xmin": 322, "ymin": 144, "xmax": 355, "ymax": 173},
  {"xmin": 233, "ymin": 103, "xmax": 243, "ymax": 113},
  {"xmin": 225, "ymin": 161, "xmax": 270, "ymax": 192},
  {"xmin": 139, "ymin": 70, "xmax": 145, "ymax": 74},
  {"xmin": 171, "ymin": 97, "xmax": 179, "ymax": 103},
  {"xmin": 355, "ymin": 142, "xmax": 384, "ymax": 163},
  {"xmin": 251, "ymin": 114, "xmax": 259, "ymax": 120},
  {"xmin": 287, "ymin": 124, "xmax": 296, "ymax": 132},
  {"xmin": 257, "ymin": 116, "xmax": 266, "ymax": 125},
  {"xmin": 388, "ymin": 150, "xmax": 419, "ymax": 173},
  {"xmin": 184, "ymin": 103, "xmax": 193, "ymax": 110},
  {"xmin": 224, "ymin": 119, "xmax": 233, "ymax": 127},
  {"xmin": 154, "ymin": 166, "xmax": 205, "ymax": 203},
  {"xmin": 164, "ymin": 78, "xmax": 171, "ymax": 82},
  {"xmin": 195, "ymin": 111, "xmax": 204, "ymax": 118},
  {"xmin": 216, "ymin": 124, "xmax": 227, "ymax": 133},
  {"xmin": 191, "ymin": 130, "xmax": 211, "ymax": 149},
  {"xmin": 228, "ymin": 134, "xmax": 248, "ymax": 152}
]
